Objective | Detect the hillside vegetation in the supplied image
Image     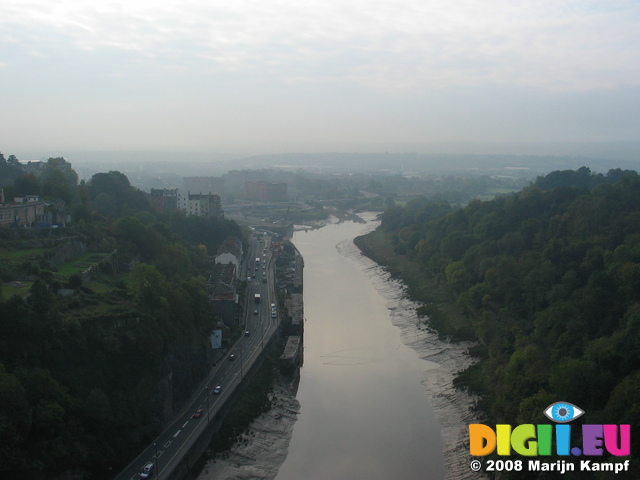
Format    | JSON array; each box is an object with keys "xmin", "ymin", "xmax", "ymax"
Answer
[
  {"xmin": 356, "ymin": 167, "xmax": 640, "ymax": 476},
  {"xmin": 0, "ymin": 169, "xmax": 241, "ymax": 479}
]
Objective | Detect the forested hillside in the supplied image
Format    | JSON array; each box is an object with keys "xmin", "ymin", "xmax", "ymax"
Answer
[
  {"xmin": 358, "ymin": 167, "xmax": 640, "ymax": 475},
  {"xmin": 0, "ymin": 168, "xmax": 241, "ymax": 479}
]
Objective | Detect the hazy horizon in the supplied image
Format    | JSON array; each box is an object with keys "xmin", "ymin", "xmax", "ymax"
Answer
[
  {"xmin": 2, "ymin": 1, "xmax": 640, "ymax": 156},
  {"xmin": 9, "ymin": 139, "xmax": 640, "ymax": 165}
]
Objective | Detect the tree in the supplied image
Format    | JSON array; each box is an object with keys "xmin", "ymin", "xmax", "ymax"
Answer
[
  {"xmin": 41, "ymin": 168, "xmax": 74, "ymax": 204},
  {"xmin": 0, "ymin": 364, "xmax": 29, "ymax": 474},
  {"xmin": 7, "ymin": 174, "xmax": 40, "ymax": 198},
  {"xmin": 0, "ymin": 153, "xmax": 23, "ymax": 186},
  {"xmin": 88, "ymin": 171, "xmax": 152, "ymax": 217},
  {"xmin": 88, "ymin": 171, "xmax": 131, "ymax": 200},
  {"xmin": 445, "ymin": 260, "xmax": 473, "ymax": 291},
  {"xmin": 129, "ymin": 263, "xmax": 170, "ymax": 310}
]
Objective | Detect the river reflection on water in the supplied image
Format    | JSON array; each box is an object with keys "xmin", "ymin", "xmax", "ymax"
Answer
[
  {"xmin": 198, "ymin": 215, "xmax": 482, "ymax": 480},
  {"xmin": 276, "ymin": 217, "xmax": 444, "ymax": 480}
]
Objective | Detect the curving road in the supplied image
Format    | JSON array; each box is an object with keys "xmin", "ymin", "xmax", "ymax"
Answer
[{"xmin": 116, "ymin": 234, "xmax": 279, "ymax": 480}]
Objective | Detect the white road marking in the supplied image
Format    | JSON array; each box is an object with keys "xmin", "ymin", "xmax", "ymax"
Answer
[
  {"xmin": 182, "ymin": 421, "xmax": 189, "ymax": 428},
  {"xmin": 173, "ymin": 430, "xmax": 181, "ymax": 438}
]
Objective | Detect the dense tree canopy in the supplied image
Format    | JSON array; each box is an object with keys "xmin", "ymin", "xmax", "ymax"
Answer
[
  {"xmin": 0, "ymin": 167, "xmax": 241, "ymax": 479},
  {"xmin": 373, "ymin": 167, "xmax": 640, "ymax": 475}
]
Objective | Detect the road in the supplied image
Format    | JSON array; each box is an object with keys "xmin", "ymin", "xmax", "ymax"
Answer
[{"xmin": 116, "ymin": 234, "xmax": 279, "ymax": 480}]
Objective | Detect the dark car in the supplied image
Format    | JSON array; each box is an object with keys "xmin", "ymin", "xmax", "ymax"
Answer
[
  {"xmin": 213, "ymin": 385, "xmax": 222, "ymax": 394},
  {"xmin": 229, "ymin": 354, "xmax": 236, "ymax": 361}
]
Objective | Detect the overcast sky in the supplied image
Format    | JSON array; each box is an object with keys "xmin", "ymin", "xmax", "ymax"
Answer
[{"xmin": 2, "ymin": 0, "xmax": 640, "ymax": 158}]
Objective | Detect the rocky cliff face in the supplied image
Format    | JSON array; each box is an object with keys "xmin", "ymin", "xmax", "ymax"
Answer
[
  {"xmin": 151, "ymin": 340, "xmax": 211, "ymax": 425},
  {"xmin": 46, "ymin": 237, "xmax": 87, "ymax": 267}
]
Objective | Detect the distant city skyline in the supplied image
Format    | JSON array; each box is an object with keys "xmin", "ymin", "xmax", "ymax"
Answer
[{"xmin": 2, "ymin": 1, "xmax": 640, "ymax": 157}]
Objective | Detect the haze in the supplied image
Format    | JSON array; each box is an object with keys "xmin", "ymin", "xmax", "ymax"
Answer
[{"xmin": 2, "ymin": 1, "xmax": 640, "ymax": 157}]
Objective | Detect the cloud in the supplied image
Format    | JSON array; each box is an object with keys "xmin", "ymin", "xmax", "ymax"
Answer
[
  {"xmin": 2, "ymin": 0, "xmax": 640, "ymax": 153},
  {"xmin": 2, "ymin": 0, "xmax": 639, "ymax": 94}
]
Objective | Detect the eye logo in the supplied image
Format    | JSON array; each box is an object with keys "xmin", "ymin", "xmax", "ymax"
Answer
[{"xmin": 543, "ymin": 402, "xmax": 584, "ymax": 423}]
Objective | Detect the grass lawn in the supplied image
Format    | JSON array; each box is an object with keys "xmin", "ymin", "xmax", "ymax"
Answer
[
  {"xmin": 55, "ymin": 253, "xmax": 111, "ymax": 277},
  {"xmin": 1, "ymin": 281, "xmax": 33, "ymax": 299},
  {"xmin": 0, "ymin": 247, "xmax": 49, "ymax": 261},
  {"xmin": 85, "ymin": 280, "xmax": 116, "ymax": 294}
]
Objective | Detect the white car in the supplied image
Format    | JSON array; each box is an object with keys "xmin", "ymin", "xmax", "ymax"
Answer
[{"xmin": 139, "ymin": 462, "xmax": 154, "ymax": 478}]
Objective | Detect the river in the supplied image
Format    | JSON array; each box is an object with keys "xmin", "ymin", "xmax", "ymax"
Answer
[{"xmin": 198, "ymin": 214, "xmax": 483, "ymax": 480}]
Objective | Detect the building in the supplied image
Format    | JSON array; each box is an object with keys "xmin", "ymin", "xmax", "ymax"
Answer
[
  {"xmin": 0, "ymin": 195, "xmax": 48, "ymax": 228},
  {"xmin": 178, "ymin": 192, "xmax": 223, "ymax": 218},
  {"xmin": 23, "ymin": 161, "xmax": 46, "ymax": 176},
  {"xmin": 208, "ymin": 262, "xmax": 239, "ymax": 326},
  {"xmin": 149, "ymin": 188, "xmax": 179, "ymax": 212},
  {"xmin": 22, "ymin": 157, "xmax": 74, "ymax": 178},
  {"xmin": 244, "ymin": 181, "xmax": 288, "ymax": 202},
  {"xmin": 214, "ymin": 237, "xmax": 243, "ymax": 279},
  {"xmin": 146, "ymin": 189, "xmax": 223, "ymax": 218}
]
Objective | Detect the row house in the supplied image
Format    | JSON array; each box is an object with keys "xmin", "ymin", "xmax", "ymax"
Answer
[
  {"xmin": 148, "ymin": 189, "xmax": 223, "ymax": 219},
  {"xmin": 214, "ymin": 236, "xmax": 243, "ymax": 280},
  {"xmin": 0, "ymin": 195, "xmax": 48, "ymax": 228}
]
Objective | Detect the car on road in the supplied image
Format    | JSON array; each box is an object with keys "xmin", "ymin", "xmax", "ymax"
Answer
[
  {"xmin": 139, "ymin": 462, "xmax": 154, "ymax": 478},
  {"xmin": 253, "ymin": 309, "xmax": 258, "ymax": 315},
  {"xmin": 245, "ymin": 330, "xmax": 250, "ymax": 336},
  {"xmin": 213, "ymin": 385, "xmax": 222, "ymax": 394},
  {"xmin": 194, "ymin": 409, "xmax": 203, "ymax": 418},
  {"xmin": 229, "ymin": 354, "xmax": 236, "ymax": 361}
]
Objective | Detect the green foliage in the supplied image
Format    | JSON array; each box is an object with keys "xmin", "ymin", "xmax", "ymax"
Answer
[
  {"xmin": 9, "ymin": 174, "xmax": 41, "ymax": 197},
  {"xmin": 0, "ymin": 153, "xmax": 24, "ymax": 186},
  {"xmin": 41, "ymin": 167, "xmax": 75, "ymax": 205},
  {"xmin": 364, "ymin": 167, "xmax": 640, "ymax": 462},
  {"xmin": 129, "ymin": 263, "xmax": 170, "ymax": 310},
  {"xmin": 88, "ymin": 171, "xmax": 153, "ymax": 217},
  {"xmin": 0, "ymin": 168, "xmax": 240, "ymax": 478}
]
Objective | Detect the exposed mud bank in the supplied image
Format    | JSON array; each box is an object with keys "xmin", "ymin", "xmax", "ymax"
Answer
[
  {"xmin": 197, "ymin": 377, "xmax": 300, "ymax": 480},
  {"xmin": 338, "ymin": 228, "xmax": 486, "ymax": 480},
  {"xmin": 197, "ymin": 216, "xmax": 485, "ymax": 480}
]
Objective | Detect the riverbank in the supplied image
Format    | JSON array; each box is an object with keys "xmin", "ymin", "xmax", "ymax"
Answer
[
  {"xmin": 353, "ymin": 227, "xmax": 475, "ymax": 340},
  {"xmin": 195, "ymin": 376, "xmax": 301, "ymax": 480},
  {"xmin": 196, "ymin": 216, "xmax": 485, "ymax": 480},
  {"xmin": 353, "ymin": 224, "xmax": 486, "ymax": 480}
]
